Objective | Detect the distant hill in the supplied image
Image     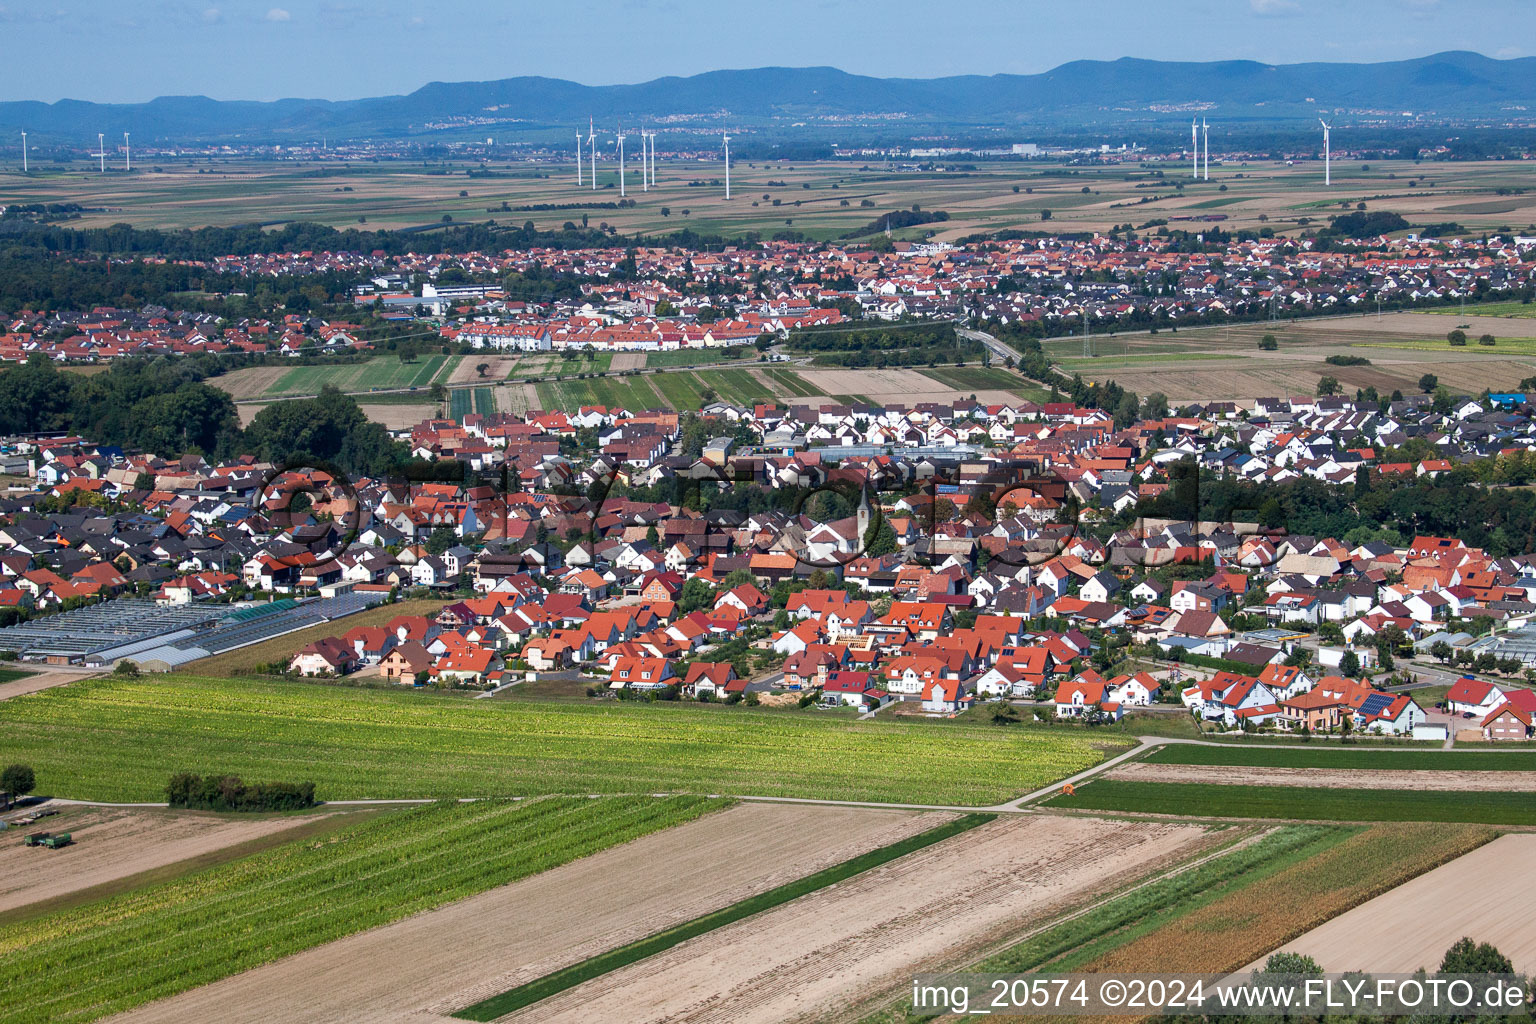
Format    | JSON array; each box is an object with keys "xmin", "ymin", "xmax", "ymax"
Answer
[{"xmin": 3, "ymin": 51, "xmax": 1533, "ymax": 141}]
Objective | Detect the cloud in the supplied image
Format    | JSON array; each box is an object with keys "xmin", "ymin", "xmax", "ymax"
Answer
[
  {"xmin": 265, "ymin": 6, "xmax": 290, "ymax": 21},
  {"xmin": 1250, "ymin": 0, "xmax": 1300, "ymax": 14},
  {"xmin": 202, "ymin": 6, "xmax": 221, "ymax": 22}
]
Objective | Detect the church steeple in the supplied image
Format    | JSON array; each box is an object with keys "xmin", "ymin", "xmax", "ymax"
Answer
[{"xmin": 856, "ymin": 486, "xmax": 871, "ymax": 540}]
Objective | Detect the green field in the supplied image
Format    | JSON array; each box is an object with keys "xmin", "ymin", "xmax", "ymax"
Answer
[
  {"xmin": 534, "ymin": 367, "xmax": 794, "ymax": 411},
  {"xmin": 1354, "ymin": 338, "xmax": 1536, "ymax": 354},
  {"xmin": 1145, "ymin": 745, "xmax": 1536, "ymax": 770},
  {"xmin": 1049, "ymin": 779, "xmax": 1536, "ymax": 824},
  {"xmin": 1, "ymin": 676, "xmax": 1120, "ymax": 805},
  {"xmin": 645, "ymin": 348, "xmax": 746, "ymax": 368},
  {"xmin": 0, "ymin": 796, "xmax": 715, "ymax": 1024},
  {"xmin": 762, "ymin": 365, "xmax": 821, "ymax": 397},
  {"xmin": 268, "ymin": 354, "xmax": 454, "ymax": 396},
  {"xmin": 918, "ymin": 366, "xmax": 1051, "ymax": 398}
]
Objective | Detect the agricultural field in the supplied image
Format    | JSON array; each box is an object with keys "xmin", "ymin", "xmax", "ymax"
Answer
[
  {"xmin": 213, "ymin": 354, "xmax": 454, "ymax": 400},
  {"xmin": 1109, "ymin": 761, "xmax": 1536, "ymax": 791},
  {"xmin": 0, "ymin": 806, "xmax": 343, "ymax": 918},
  {"xmin": 185, "ymin": 598, "xmax": 446, "ymax": 676},
  {"xmin": 7, "ymin": 156, "xmax": 1536, "ymax": 243},
  {"xmin": 447, "ymin": 386, "xmax": 496, "ymax": 419},
  {"xmin": 1421, "ymin": 300, "xmax": 1536, "ymax": 318},
  {"xmin": 1250, "ymin": 833, "xmax": 1536, "ymax": 975},
  {"xmin": 1144, "ymin": 744, "xmax": 1536, "ymax": 770},
  {"xmin": 1049, "ymin": 310, "xmax": 1536, "ymax": 401},
  {"xmin": 532, "ymin": 367, "xmax": 786, "ymax": 411},
  {"xmin": 1048, "ymin": 778, "xmax": 1536, "ymax": 824},
  {"xmin": 0, "ymin": 675, "xmax": 1124, "ymax": 804},
  {"xmin": 109, "ymin": 802, "xmax": 949, "ymax": 1024},
  {"xmin": 514, "ymin": 815, "xmax": 1206, "ymax": 1024},
  {"xmin": 0, "ymin": 796, "xmax": 716, "ymax": 1024},
  {"xmin": 918, "ymin": 365, "xmax": 1051, "ymax": 399},
  {"xmin": 644, "ymin": 348, "xmax": 749, "ymax": 368}
]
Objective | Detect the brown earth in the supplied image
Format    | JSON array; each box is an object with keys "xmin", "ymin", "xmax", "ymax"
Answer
[
  {"xmin": 214, "ymin": 366, "xmax": 289, "ymax": 401},
  {"xmin": 448, "ymin": 356, "xmax": 517, "ymax": 385},
  {"xmin": 609, "ymin": 352, "xmax": 646, "ymax": 371},
  {"xmin": 1246, "ymin": 833, "xmax": 1536, "ymax": 974},
  {"xmin": 0, "ymin": 807, "xmax": 329, "ymax": 914},
  {"xmin": 513, "ymin": 815, "xmax": 1207, "ymax": 1024},
  {"xmin": 109, "ymin": 802, "xmax": 951, "ymax": 1024},
  {"xmin": 1108, "ymin": 762, "xmax": 1536, "ymax": 791},
  {"xmin": 356, "ymin": 403, "xmax": 440, "ymax": 430}
]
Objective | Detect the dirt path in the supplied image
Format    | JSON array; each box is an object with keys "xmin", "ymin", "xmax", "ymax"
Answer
[
  {"xmin": 0, "ymin": 807, "xmax": 329, "ymax": 914},
  {"xmin": 514, "ymin": 816, "xmax": 1206, "ymax": 1024},
  {"xmin": 0, "ymin": 669, "xmax": 89, "ymax": 701},
  {"xmin": 109, "ymin": 803, "xmax": 948, "ymax": 1024},
  {"xmin": 1108, "ymin": 761, "xmax": 1536, "ymax": 791},
  {"xmin": 1245, "ymin": 833, "xmax": 1536, "ymax": 974}
]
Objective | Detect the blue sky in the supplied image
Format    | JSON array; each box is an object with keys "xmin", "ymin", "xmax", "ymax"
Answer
[{"xmin": 3, "ymin": 0, "xmax": 1533, "ymax": 103}]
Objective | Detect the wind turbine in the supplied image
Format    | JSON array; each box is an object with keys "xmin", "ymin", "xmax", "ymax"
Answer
[
  {"xmin": 1191, "ymin": 118, "xmax": 1198, "ymax": 179},
  {"xmin": 722, "ymin": 129, "xmax": 732, "ymax": 200},
  {"xmin": 587, "ymin": 118, "xmax": 597, "ymax": 191},
  {"xmin": 1201, "ymin": 119, "xmax": 1208, "ymax": 181},
  {"xmin": 123, "ymin": 132, "xmax": 130, "ymax": 172},
  {"xmin": 639, "ymin": 128, "xmax": 648, "ymax": 192},
  {"xmin": 616, "ymin": 124, "xmax": 627, "ymax": 198},
  {"xmin": 1319, "ymin": 118, "xmax": 1332, "ymax": 186},
  {"xmin": 575, "ymin": 130, "xmax": 583, "ymax": 186},
  {"xmin": 649, "ymin": 131, "xmax": 658, "ymax": 187},
  {"xmin": 20, "ymin": 132, "xmax": 26, "ymax": 173}
]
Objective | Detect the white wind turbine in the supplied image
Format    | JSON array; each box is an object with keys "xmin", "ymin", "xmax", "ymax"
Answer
[
  {"xmin": 648, "ymin": 131, "xmax": 657, "ymax": 188},
  {"xmin": 639, "ymin": 128, "xmax": 648, "ymax": 192},
  {"xmin": 124, "ymin": 132, "xmax": 130, "ymax": 172},
  {"xmin": 575, "ymin": 130, "xmax": 583, "ymax": 186},
  {"xmin": 1191, "ymin": 118, "xmax": 1198, "ymax": 179},
  {"xmin": 1319, "ymin": 119, "xmax": 1332, "ymax": 186},
  {"xmin": 616, "ymin": 124, "xmax": 627, "ymax": 198},
  {"xmin": 722, "ymin": 129, "xmax": 732, "ymax": 200},
  {"xmin": 587, "ymin": 118, "xmax": 597, "ymax": 191},
  {"xmin": 97, "ymin": 132, "xmax": 106, "ymax": 172},
  {"xmin": 1201, "ymin": 119, "xmax": 1208, "ymax": 180},
  {"xmin": 20, "ymin": 132, "xmax": 26, "ymax": 173}
]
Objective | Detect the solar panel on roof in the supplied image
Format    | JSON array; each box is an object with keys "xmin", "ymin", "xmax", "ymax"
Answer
[{"xmin": 1357, "ymin": 693, "xmax": 1394, "ymax": 716}]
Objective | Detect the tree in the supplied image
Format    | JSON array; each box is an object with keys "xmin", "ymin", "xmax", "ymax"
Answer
[
  {"xmin": 1039, "ymin": 209, "xmax": 1052, "ymax": 221},
  {"xmin": 1448, "ymin": 329, "xmax": 1468, "ymax": 346},
  {"xmin": 660, "ymin": 207, "xmax": 670, "ymax": 217},
  {"xmin": 1316, "ymin": 375, "xmax": 1340, "ymax": 397},
  {"xmin": 863, "ymin": 510, "xmax": 898, "ymax": 558},
  {"xmin": 1, "ymin": 764, "xmax": 34, "ymax": 799},
  {"xmin": 1440, "ymin": 937, "xmax": 1513, "ymax": 975},
  {"xmin": 1430, "ymin": 639, "xmax": 1453, "ymax": 663},
  {"xmin": 1260, "ymin": 952, "xmax": 1323, "ymax": 977},
  {"xmin": 1258, "ymin": 334, "xmax": 1278, "ymax": 351},
  {"xmin": 475, "ymin": 362, "xmax": 490, "ymax": 377},
  {"xmin": 1419, "ymin": 373, "xmax": 1439, "ymax": 393},
  {"xmin": 677, "ymin": 577, "xmax": 714, "ymax": 615},
  {"xmin": 1479, "ymin": 333, "xmax": 1497, "ymax": 346},
  {"xmin": 989, "ymin": 703, "xmax": 1021, "ymax": 726},
  {"xmin": 425, "ymin": 526, "xmax": 456, "ymax": 556},
  {"xmin": 1340, "ymin": 650, "xmax": 1360, "ymax": 676}
]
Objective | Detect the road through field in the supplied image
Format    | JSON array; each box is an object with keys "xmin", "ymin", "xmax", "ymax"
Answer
[
  {"xmin": 513, "ymin": 815, "xmax": 1207, "ymax": 1024},
  {"xmin": 108, "ymin": 803, "xmax": 949, "ymax": 1024},
  {"xmin": 1246, "ymin": 833, "xmax": 1536, "ymax": 975}
]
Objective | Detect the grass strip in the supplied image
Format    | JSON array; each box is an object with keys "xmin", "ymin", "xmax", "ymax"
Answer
[
  {"xmin": 1050, "ymin": 779, "xmax": 1536, "ymax": 824},
  {"xmin": 453, "ymin": 812, "xmax": 996, "ymax": 1021}
]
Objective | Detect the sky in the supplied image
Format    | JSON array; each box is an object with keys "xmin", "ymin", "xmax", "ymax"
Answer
[{"xmin": 3, "ymin": 0, "xmax": 1533, "ymax": 103}]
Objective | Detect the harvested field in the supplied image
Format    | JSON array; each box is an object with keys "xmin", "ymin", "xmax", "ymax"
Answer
[
  {"xmin": 1109, "ymin": 762, "xmax": 1536, "ymax": 791},
  {"xmin": 357, "ymin": 403, "xmax": 438, "ymax": 429},
  {"xmin": 447, "ymin": 356, "xmax": 516, "ymax": 385},
  {"xmin": 796, "ymin": 367, "xmax": 1027, "ymax": 406},
  {"xmin": 609, "ymin": 352, "xmax": 646, "ymax": 371},
  {"xmin": 110, "ymin": 803, "xmax": 947, "ymax": 1024},
  {"xmin": 0, "ymin": 806, "xmax": 326, "ymax": 915},
  {"xmin": 213, "ymin": 366, "xmax": 289, "ymax": 401},
  {"xmin": 495, "ymin": 383, "xmax": 538, "ymax": 415},
  {"xmin": 1248, "ymin": 833, "xmax": 1536, "ymax": 975},
  {"xmin": 514, "ymin": 815, "xmax": 1206, "ymax": 1024}
]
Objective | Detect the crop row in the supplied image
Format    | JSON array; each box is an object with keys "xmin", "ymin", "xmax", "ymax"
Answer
[
  {"xmin": 0, "ymin": 676, "xmax": 1116, "ymax": 804},
  {"xmin": 0, "ymin": 796, "xmax": 715, "ymax": 1024}
]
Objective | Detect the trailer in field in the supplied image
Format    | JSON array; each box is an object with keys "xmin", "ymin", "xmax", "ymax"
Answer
[{"xmin": 41, "ymin": 832, "xmax": 71, "ymax": 849}]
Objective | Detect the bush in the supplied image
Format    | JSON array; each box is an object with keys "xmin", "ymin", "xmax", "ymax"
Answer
[
  {"xmin": 166, "ymin": 772, "xmax": 316, "ymax": 812},
  {"xmin": 1448, "ymin": 329, "xmax": 1468, "ymax": 346}
]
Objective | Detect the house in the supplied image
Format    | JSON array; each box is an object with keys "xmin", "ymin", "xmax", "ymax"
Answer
[
  {"xmin": 1444, "ymin": 676, "xmax": 1506, "ymax": 717},
  {"xmin": 609, "ymin": 656, "xmax": 675, "ymax": 690},
  {"xmin": 289, "ymin": 637, "xmax": 359, "ymax": 677},
  {"xmin": 379, "ymin": 640, "xmax": 433, "ymax": 682},
  {"xmin": 432, "ymin": 647, "xmax": 497, "ymax": 686},
  {"xmin": 920, "ymin": 676, "xmax": 969, "ymax": 713},
  {"xmin": 823, "ymin": 669, "xmax": 882, "ymax": 707},
  {"xmin": 1278, "ymin": 688, "xmax": 1349, "ymax": 732},
  {"xmin": 1054, "ymin": 671, "xmax": 1120, "ymax": 718},
  {"xmin": 1482, "ymin": 698, "xmax": 1534, "ymax": 741},
  {"xmin": 683, "ymin": 661, "xmax": 737, "ymax": 698}
]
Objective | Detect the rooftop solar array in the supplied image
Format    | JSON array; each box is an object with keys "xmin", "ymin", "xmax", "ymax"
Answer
[{"xmin": 1356, "ymin": 692, "xmax": 1395, "ymax": 717}]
